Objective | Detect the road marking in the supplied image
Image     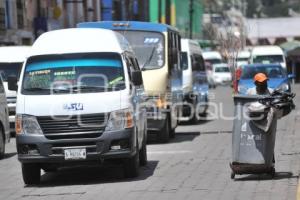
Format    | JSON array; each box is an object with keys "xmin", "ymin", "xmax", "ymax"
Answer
[{"xmin": 148, "ymin": 150, "xmax": 193, "ymax": 155}]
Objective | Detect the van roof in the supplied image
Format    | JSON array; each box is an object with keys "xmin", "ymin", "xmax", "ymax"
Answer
[
  {"xmin": 251, "ymin": 45, "xmax": 284, "ymax": 56},
  {"xmin": 30, "ymin": 28, "xmax": 132, "ymax": 57},
  {"xmin": 237, "ymin": 50, "xmax": 250, "ymax": 58},
  {"xmin": 0, "ymin": 46, "xmax": 31, "ymax": 63},
  {"xmin": 181, "ymin": 39, "xmax": 202, "ymax": 53},
  {"xmin": 78, "ymin": 21, "xmax": 179, "ymax": 33},
  {"xmin": 202, "ymin": 51, "xmax": 222, "ymax": 60}
]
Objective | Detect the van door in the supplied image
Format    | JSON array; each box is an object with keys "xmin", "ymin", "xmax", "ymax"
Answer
[{"xmin": 126, "ymin": 56, "xmax": 145, "ymax": 147}]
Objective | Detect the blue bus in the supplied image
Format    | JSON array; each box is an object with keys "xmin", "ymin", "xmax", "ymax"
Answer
[{"xmin": 77, "ymin": 21, "xmax": 182, "ymax": 143}]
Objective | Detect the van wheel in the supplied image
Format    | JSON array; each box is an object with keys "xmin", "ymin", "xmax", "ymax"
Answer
[
  {"xmin": 0, "ymin": 130, "xmax": 5, "ymax": 159},
  {"xmin": 22, "ymin": 163, "xmax": 41, "ymax": 185},
  {"xmin": 123, "ymin": 146, "xmax": 140, "ymax": 178},
  {"xmin": 158, "ymin": 117, "xmax": 170, "ymax": 143},
  {"xmin": 139, "ymin": 138, "xmax": 147, "ymax": 166}
]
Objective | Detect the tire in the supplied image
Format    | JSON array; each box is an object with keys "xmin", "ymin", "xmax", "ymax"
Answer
[
  {"xmin": 157, "ymin": 117, "xmax": 170, "ymax": 143},
  {"xmin": 170, "ymin": 128, "xmax": 176, "ymax": 138},
  {"xmin": 123, "ymin": 146, "xmax": 140, "ymax": 178},
  {"xmin": 270, "ymin": 167, "xmax": 276, "ymax": 178},
  {"xmin": 139, "ymin": 139, "xmax": 147, "ymax": 166},
  {"xmin": 191, "ymin": 99, "xmax": 198, "ymax": 124},
  {"xmin": 0, "ymin": 129, "xmax": 5, "ymax": 159},
  {"xmin": 231, "ymin": 172, "xmax": 235, "ymax": 179},
  {"xmin": 42, "ymin": 166, "xmax": 58, "ymax": 173},
  {"xmin": 22, "ymin": 163, "xmax": 41, "ymax": 185}
]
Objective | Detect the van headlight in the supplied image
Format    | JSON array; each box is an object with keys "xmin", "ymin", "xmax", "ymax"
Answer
[
  {"xmin": 105, "ymin": 109, "xmax": 134, "ymax": 132},
  {"xmin": 277, "ymin": 82, "xmax": 289, "ymax": 92},
  {"xmin": 15, "ymin": 115, "xmax": 43, "ymax": 135}
]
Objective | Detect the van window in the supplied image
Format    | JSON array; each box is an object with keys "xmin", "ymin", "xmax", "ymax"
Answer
[
  {"xmin": 253, "ymin": 55, "xmax": 283, "ymax": 64},
  {"xmin": 181, "ymin": 52, "xmax": 188, "ymax": 70},
  {"xmin": 191, "ymin": 54, "xmax": 205, "ymax": 72},
  {"xmin": 22, "ymin": 53, "xmax": 125, "ymax": 95},
  {"xmin": 0, "ymin": 63, "xmax": 23, "ymax": 81}
]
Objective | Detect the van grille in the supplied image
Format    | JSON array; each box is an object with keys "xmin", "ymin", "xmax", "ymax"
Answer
[{"xmin": 37, "ymin": 114, "xmax": 107, "ymax": 140}]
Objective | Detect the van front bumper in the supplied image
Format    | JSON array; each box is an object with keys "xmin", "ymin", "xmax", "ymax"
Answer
[{"xmin": 16, "ymin": 128, "xmax": 136, "ymax": 164}]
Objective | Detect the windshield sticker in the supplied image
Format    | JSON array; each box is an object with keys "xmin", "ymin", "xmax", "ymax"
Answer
[
  {"xmin": 54, "ymin": 71, "xmax": 76, "ymax": 76},
  {"xmin": 144, "ymin": 38, "xmax": 160, "ymax": 44},
  {"xmin": 29, "ymin": 70, "xmax": 51, "ymax": 76},
  {"xmin": 109, "ymin": 76, "xmax": 124, "ymax": 86}
]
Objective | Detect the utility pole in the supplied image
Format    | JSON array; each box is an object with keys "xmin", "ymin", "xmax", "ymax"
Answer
[{"xmin": 189, "ymin": 0, "xmax": 194, "ymax": 39}]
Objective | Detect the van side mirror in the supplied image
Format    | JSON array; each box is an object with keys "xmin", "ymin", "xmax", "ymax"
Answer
[
  {"xmin": 131, "ymin": 71, "xmax": 143, "ymax": 86},
  {"xmin": 8, "ymin": 75, "xmax": 18, "ymax": 91},
  {"xmin": 288, "ymin": 74, "xmax": 296, "ymax": 79}
]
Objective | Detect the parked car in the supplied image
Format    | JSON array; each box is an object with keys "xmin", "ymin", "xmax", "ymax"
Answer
[
  {"xmin": 9, "ymin": 28, "xmax": 147, "ymax": 184},
  {"xmin": 0, "ymin": 46, "xmax": 30, "ymax": 133},
  {"xmin": 238, "ymin": 64, "xmax": 293, "ymax": 94},
  {"xmin": 250, "ymin": 45, "xmax": 286, "ymax": 69},
  {"xmin": 181, "ymin": 39, "xmax": 209, "ymax": 121},
  {"xmin": 0, "ymin": 76, "xmax": 10, "ymax": 159},
  {"xmin": 212, "ymin": 63, "xmax": 232, "ymax": 85}
]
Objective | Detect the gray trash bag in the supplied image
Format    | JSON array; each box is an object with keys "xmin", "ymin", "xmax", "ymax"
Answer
[{"xmin": 247, "ymin": 102, "xmax": 276, "ymax": 133}]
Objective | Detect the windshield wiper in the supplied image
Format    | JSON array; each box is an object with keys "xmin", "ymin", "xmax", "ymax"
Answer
[
  {"xmin": 24, "ymin": 87, "xmax": 50, "ymax": 92},
  {"xmin": 142, "ymin": 47, "xmax": 156, "ymax": 70},
  {"xmin": 67, "ymin": 85, "xmax": 107, "ymax": 91}
]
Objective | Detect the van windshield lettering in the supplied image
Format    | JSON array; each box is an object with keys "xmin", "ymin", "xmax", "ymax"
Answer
[{"xmin": 22, "ymin": 55, "xmax": 125, "ymax": 95}]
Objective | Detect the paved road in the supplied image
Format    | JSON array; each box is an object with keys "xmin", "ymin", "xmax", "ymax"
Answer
[{"xmin": 0, "ymin": 85, "xmax": 299, "ymax": 200}]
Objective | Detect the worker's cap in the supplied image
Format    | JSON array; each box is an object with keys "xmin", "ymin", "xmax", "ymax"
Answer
[{"xmin": 254, "ymin": 73, "xmax": 268, "ymax": 83}]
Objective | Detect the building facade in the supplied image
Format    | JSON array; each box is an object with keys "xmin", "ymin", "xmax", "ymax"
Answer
[{"xmin": 149, "ymin": 0, "xmax": 203, "ymax": 39}]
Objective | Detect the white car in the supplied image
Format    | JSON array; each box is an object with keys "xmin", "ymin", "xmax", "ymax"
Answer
[{"xmin": 212, "ymin": 63, "xmax": 232, "ymax": 85}]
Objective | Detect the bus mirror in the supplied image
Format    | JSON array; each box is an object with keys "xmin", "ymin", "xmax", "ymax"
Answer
[
  {"xmin": 132, "ymin": 71, "xmax": 143, "ymax": 86},
  {"xmin": 8, "ymin": 75, "xmax": 18, "ymax": 91}
]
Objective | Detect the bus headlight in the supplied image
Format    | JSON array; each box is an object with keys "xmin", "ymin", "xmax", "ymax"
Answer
[
  {"xmin": 15, "ymin": 115, "xmax": 43, "ymax": 135},
  {"xmin": 105, "ymin": 109, "xmax": 134, "ymax": 132}
]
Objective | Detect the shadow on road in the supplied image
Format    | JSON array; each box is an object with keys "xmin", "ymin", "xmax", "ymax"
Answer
[
  {"xmin": 179, "ymin": 118, "xmax": 214, "ymax": 126},
  {"xmin": 234, "ymin": 171, "xmax": 297, "ymax": 181},
  {"xmin": 28, "ymin": 160, "xmax": 159, "ymax": 187},
  {"xmin": 3, "ymin": 152, "xmax": 17, "ymax": 160},
  {"xmin": 147, "ymin": 131, "xmax": 200, "ymax": 144}
]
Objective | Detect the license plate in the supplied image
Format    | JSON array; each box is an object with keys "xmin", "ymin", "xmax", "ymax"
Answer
[{"xmin": 64, "ymin": 148, "xmax": 86, "ymax": 160}]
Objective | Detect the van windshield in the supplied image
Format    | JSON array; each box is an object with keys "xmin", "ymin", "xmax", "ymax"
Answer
[
  {"xmin": 253, "ymin": 55, "xmax": 284, "ymax": 64},
  {"xmin": 22, "ymin": 53, "xmax": 125, "ymax": 95},
  {"xmin": 0, "ymin": 63, "xmax": 23, "ymax": 81},
  {"xmin": 205, "ymin": 58, "xmax": 222, "ymax": 65},
  {"xmin": 117, "ymin": 30, "xmax": 164, "ymax": 70}
]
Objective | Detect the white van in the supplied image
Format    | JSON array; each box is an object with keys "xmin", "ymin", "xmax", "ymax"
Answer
[
  {"xmin": 250, "ymin": 45, "xmax": 286, "ymax": 68},
  {"xmin": 180, "ymin": 39, "xmax": 208, "ymax": 121},
  {"xmin": 9, "ymin": 28, "xmax": 147, "ymax": 184},
  {"xmin": 236, "ymin": 50, "xmax": 250, "ymax": 67},
  {"xmin": 203, "ymin": 51, "xmax": 223, "ymax": 88},
  {"xmin": 0, "ymin": 46, "xmax": 30, "ymax": 132}
]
